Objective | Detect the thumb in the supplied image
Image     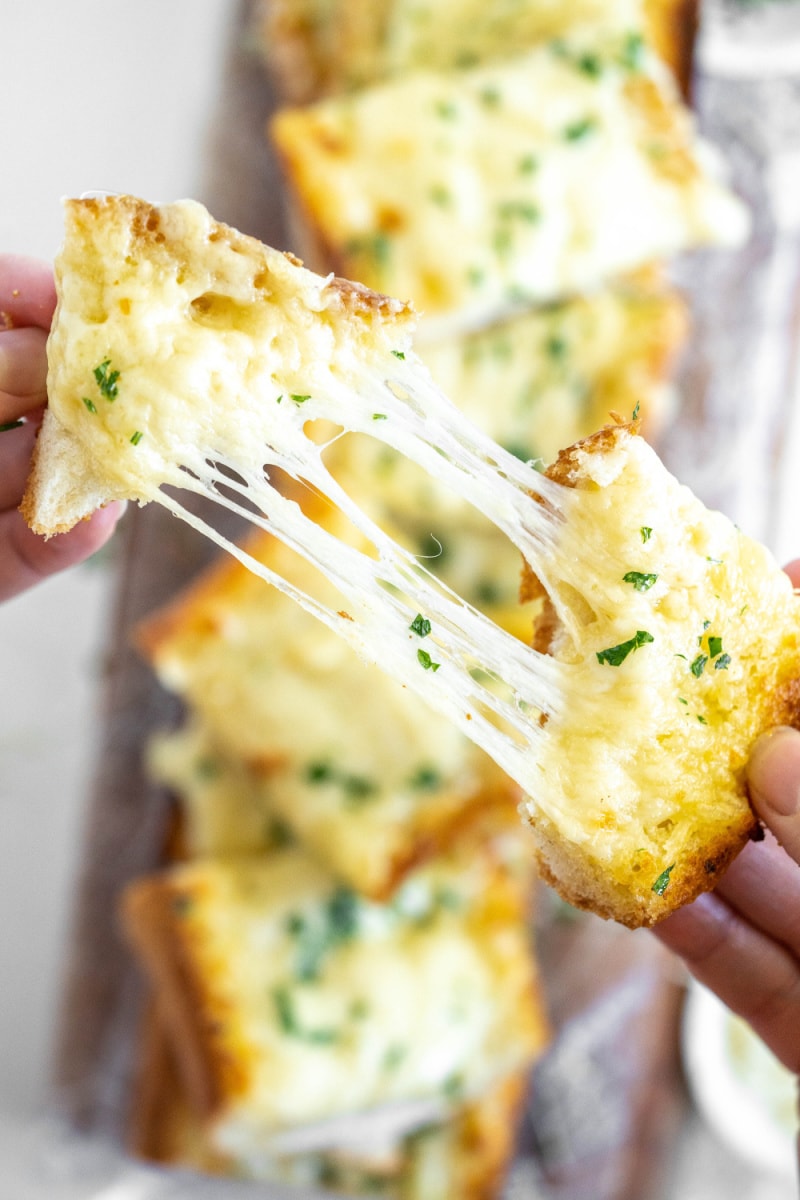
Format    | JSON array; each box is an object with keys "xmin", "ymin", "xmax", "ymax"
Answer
[{"xmin": 747, "ymin": 726, "xmax": 800, "ymax": 865}]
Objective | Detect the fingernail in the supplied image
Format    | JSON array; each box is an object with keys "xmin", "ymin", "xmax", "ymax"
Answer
[{"xmin": 747, "ymin": 726, "xmax": 800, "ymax": 817}]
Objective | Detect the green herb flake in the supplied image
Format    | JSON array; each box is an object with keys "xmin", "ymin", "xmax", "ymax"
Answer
[
  {"xmin": 707, "ymin": 636, "xmax": 724, "ymax": 659},
  {"xmin": 372, "ymin": 412, "xmax": 388, "ymax": 420},
  {"xmin": 564, "ymin": 116, "xmax": 597, "ymax": 142},
  {"xmin": 93, "ymin": 358, "xmax": 120, "ymax": 400},
  {"xmin": 622, "ymin": 570, "xmax": 658, "ymax": 592},
  {"xmin": 678, "ymin": 697, "xmax": 688, "ymax": 705},
  {"xmin": 290, "ymin": 394, "xmax": 311, "ymax": 405},
  {"xmin": 417, "ymin": 648, "xmax": 441, "ymax": 672},
  {"xmin": 82, "ymin": 398, "xmax": 97, "ymax": 415},
  {"xmin": 596, "ymin": 630, "xmax": 654, "ymax": 667},
  {"xmin": 518, "ymin": 153, "xmax": 539, "ymax": 175},
  {"xmin": 408, "ymin": 765, "xmax": 442, "ymax": 791},
  {"xmin": 651, "ymin": 864, "xmax": 675, "ymax": 896},
  {"xmin": 697, "ymin": 714, "xmax": 708, "ymax": 725},
  {"xmin": 577, "ymin": 52, "xmax": 602, "ymax": 78},
  {"xmin": 435, "ymin": 99, "xmax": 458, "ymax": 119},
  {"xmin": 130, "ymin": 430, "xmax": 144, "ymax": 445},
  {"xmin": 498, "ymin": 200, "xmax": 540, "ymax": 223},
  {"xmin": 545, "ymin": 334, "xmax": 568, "ymax": 361},
  {"xmin": 632, "ymin": 400, "xmax": 640, "ymax": 420},
  {"xmin": 640, "ymin": 526, "xmax": 653, "ymax": 543},
  {"xmin": 272, "ymin": 986, "xmax": 339, "ymax": 1045},
  {"xmin": 306, "ymin": 761, "xmax": 335, "ymax": 785},
  {"xmin": 620, "ymin": 32, "xmax": 645, "ymax": 71},
  {"xmin": 390, "ymin": 349, "xmax": 405, "ymax": 359},
  {"xmin": 410, "ymin": 613, "xmax": 432, "ymax": 637},
  {"xmin": 690, "ymin": 654, "xmax": 708, "ymax": 678},
  {"xmin": 714, "ymin": 653, "xmax": 731, "ymax": 671}
]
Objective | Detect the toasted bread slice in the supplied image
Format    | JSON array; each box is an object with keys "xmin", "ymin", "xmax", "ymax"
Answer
[
  {"xmin": 24, "ymin": 196, "xmax": 799, "ymax": 927},
  {"xmin": 255, "ymin": 0, "xmax": 696, "ymax": 102},
  {"xmin": 270, "ymin": 32, "xmax": 746, "ymax": 340},
  {"xmin": 121, "ymin": 842, "xmax": 548, "ymax": 1160}
]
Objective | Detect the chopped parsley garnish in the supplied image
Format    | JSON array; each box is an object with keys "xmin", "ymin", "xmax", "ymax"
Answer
[
  {"xmin": 707, "ymin": 636, "xmax": 724, "ymax": 659},
  {"xmin": 417, "ymin": 648, "xmax": 441, "ymax": 672},
  {"xmin": 273, "ymin": 987, "xmax": 339, "ymax": 1044},
  {"xmin": 651, "ymin": 864, "xmax": 675, "ymax": 896},
  {"xmin": 632, "ymin": 400, "xmax": 640, "ymax": 420},
  {"xmin": 410, "ymin": 613, "xmax": 432, "ymax": 637},
  {"xmin": 372, "ymin": 413, "xmax": 387, "ymax": 420},
  {"xmin": 383, "ymin": 1044, "xmax": 407, "ymax": 1071},
  {"xmin": 714, "ymin": 654, "xmax": 731, "ymax": 671},
  {"xmin": 81, "ymin": 398, "xmax": 97, "ymax": 414},
  {"xmin": 130, "ymin": 430, "xmax": 144, "ymax": 445},
  {"xmin": 408, "ymin": 765, "xmax": 442, "ymax": 791},
  {"xmin": 690, "ymin": 653, "xmax": 708, "ymax": 678},
  {"xmin": 518, "ymin": 153, "xmax": 539, "ymax": 175},
  {"xmin": 620, "ymin": 32, "xmax": 645, "ymax": 71},
  {"xmin": 564, "ymin": 116, "xmax": 597, "ymax": 142},
  {"xmin": 288, "ymin": 886, "xmax": 360, "ymax": 982},
  {"xmin": 545, "ymin": 333, "xmax": 567, "ymax": 361},
  {"xmin": 435, "ymin": 99, "xmax": 458, "ymax": 119},
  {"xmin": 622, "ymin": 571, "xmax": 657, "ymax": 592},
  {"xmin": 390, "ymin": 349, "xmax": 405, "ymax": 359},
  {"xmin": 577, "ymin": 52, "xmax": 602, "ymax": 78},
  {"xmin": 304, "ymin": 760, "xmax": 377, "ymax": 806},
  {"xmin": 93, "ymin": 358, "xmax": 120, "ymax": 400},
  {"xmin": 697, "ymin": 714, "xmax": 708, "ymax": 724},
  {"xmin": 306, "ymin": 761, "xmax": 335, "ymax": 784},
  {"xmin": 596, "ymin": 630, "xmax": 654, "ymax": 666},
  {"xmin": 497, "ymin": 200, "xmax": 540, "ymax": 223},
  {"xmin": 290, "ymin": 394, "xmax": 310, "ymax": 404},
  {"xmin": 640, "ymin": 526, "xmax": 653, "ymax": 543}
]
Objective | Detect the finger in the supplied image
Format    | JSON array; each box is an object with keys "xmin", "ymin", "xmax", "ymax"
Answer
[
  {"xmin": 0, "ymin": 327, "xmax": 49, "ymax": 419},
  {"xmin": 747, "ymin": 726, "xmax": 800, "ymax": 865},
  {"xmin": 0, "ymin": 420, "xmax": 39, "ymax": 510},
  {"xmin": 784, "ymin": 558, "xmax": 800, "ymax": 588},
  {"xmin": 714, "ymin": 833, "xmax": 800, "ymax": 959},
  {"xmin": 654, "ymin": 891, "xmax": 800, "ymax": 1074},
  {"xmin": 0, "ymin": 256, "xmax": 56, "ymax": 330},
  {"xmin": 0, "ymin": 504, "xmax": 125, "ymax": 603}
]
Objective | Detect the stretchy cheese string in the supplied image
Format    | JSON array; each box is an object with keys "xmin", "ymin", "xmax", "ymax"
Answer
[{"xmin": 152, "ymin": 352, "xmax": 582, "ymax": 798}]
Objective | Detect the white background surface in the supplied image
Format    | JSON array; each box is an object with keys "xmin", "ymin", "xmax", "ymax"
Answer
[{"xmin": 0, "ymin": 3, "xmax": 796, "ymax": 1198}]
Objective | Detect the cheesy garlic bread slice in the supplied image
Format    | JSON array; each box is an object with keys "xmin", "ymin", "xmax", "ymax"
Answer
[
  {"xmin": 121, "ymin": 843, "xmax": 548, "ymax": 1162},
  {"xmin": 270, "ymin": 30, "xmax": 746, "ymax": 340},
  {"xmin": 255, "ymin": 0, "xmax": 696, "ymax": 102},
  {"xmin": 132, "ymin": 999, "xmax": 529, "ymax": 1199},
  {"xmin": 24, "ymin": 195, "xmax": 799, "ymax": 927},
  {"xmin": 139, "ymin": 533, "xmax": 518, "ymax": 903}
]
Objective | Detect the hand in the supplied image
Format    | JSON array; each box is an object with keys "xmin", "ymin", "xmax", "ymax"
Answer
[
  {"xmin": 0, "ymin": 255, "xmax": 124, "ymax": 603},
  {"xmin": 654, "ymin": 560, "xmax": 800, "ymax": 1079}
]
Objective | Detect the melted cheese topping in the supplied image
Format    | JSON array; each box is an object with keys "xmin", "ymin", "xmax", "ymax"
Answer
[
  {"xmin": 270, "ymin": 31, "xmax": 747, "ymax": 339},
  {"xmin": 163, "ymin": 849, "xmax": 541, "ymax": 1155}
]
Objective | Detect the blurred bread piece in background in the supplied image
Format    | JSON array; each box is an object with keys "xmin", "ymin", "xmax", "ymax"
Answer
[
  {"xmin": 269, "ymin": 30, "xmax": 747, "ymax": 342},
  {"xmin": 254, "ymin": 0, "xmax": 697, "ymax": 103},
  {"xmin": 136, "ymin": 517, "xmax": 522, "ymax": 903},
  {"xmin": 130, "ymin": 999, "xmax": 531, "ymax": 1199},
  {"xmin": 120, "ymin": 839, "xmax": 548, "ymax": 1167}
]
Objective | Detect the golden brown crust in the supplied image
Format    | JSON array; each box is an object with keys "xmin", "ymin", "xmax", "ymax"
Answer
[
  {"xmin": 528, "ymin": 804, "xmax": 757, "ymax": 929},
  {"xmin": 121, "ymin": 878, "xmax": 228, "ymax": 1120}
]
